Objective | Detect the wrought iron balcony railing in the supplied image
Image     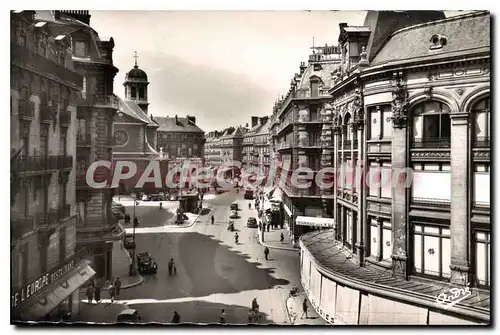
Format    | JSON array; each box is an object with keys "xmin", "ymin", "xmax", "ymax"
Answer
[
  {"xmin": 12, "ymin": 155, "xmax": 73, "ymax": 173},
  {"xmin": 412, "ymin": 137, "xmax": 451, "ymax": 148}
]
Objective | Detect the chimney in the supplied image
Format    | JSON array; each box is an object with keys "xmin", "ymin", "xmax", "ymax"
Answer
[
  {"xmin": 299, "ymin": 62, "xmax": 307, "ymax": 75},
  {"xmin": 56, "ymin": 10, "xmax": 91, "ymax": 24},
  {"xmin": 251, "ymin": 116, "xmax": 259, "ymax": 128},
  {"xmin": 175, "ymin": 115, "xmax": 178, "ymax": 125},
  {"xmin": 260, "ymin": 116, "xmax": 269, "ymax": 125}
]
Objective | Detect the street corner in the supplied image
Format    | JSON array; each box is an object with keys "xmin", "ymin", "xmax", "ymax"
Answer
[{"xmin": 121, "ymin": 275, "xmax": 145, "ymax": 289}]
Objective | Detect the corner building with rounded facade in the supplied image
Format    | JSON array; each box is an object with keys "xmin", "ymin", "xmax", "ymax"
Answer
[{"xmin": 298, "ymin": 11, "xmax": 490, "ymax": 325}]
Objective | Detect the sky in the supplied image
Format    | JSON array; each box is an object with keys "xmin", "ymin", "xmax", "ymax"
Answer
[{"xmin": 89, "ymin": 10, "xmax": 470, "ymax": 132}]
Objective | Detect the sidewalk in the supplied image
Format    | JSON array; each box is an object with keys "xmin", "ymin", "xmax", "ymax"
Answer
[
  {"xmin": 257, "ymin": 226, "xmax": 300, "ymax": 252},
  {"xmin": 286, "ymin": 293, "xmax": 327, "ymax": 325}
]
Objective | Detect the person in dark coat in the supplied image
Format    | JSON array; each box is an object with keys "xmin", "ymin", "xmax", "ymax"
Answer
[
  {"xmin": 264, "ymin": 247, "xmax": 269, "ymax": 260},
  {"xmin": 94, "ymin": 281, "xmax": 101, "ymax": 304},
  {"xmin": 280, "ymin": 232, "xmax": 284, "ymax": 243},
  {"xmin": 301, "ymin": 298, "xmax": 308, "ymax": 319},
  {"xmin": 211, "ymin": 215, "xmax": 214, "ymax": 225},
  {"xmin": 172, "ymin": 311, "xmax": 180, "ymax": 323},
  {"xmin": 114, "ymin": 277, "xmax": 122, "ymax": 296},
  {"xmin": 86, "ymin": 285, "xmax": 94, "ymax": 304}
]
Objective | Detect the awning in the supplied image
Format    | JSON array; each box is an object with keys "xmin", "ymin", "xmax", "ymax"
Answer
[
  {"xmin": 19, "ymin": 261, "xmax": 95, "ymax": 321},
  {"xmin": 296, "ymin": 216, "xmax": 335, "ymax": 228},
  {"xmin": 270, "ymin": 187, "xmax": 283, "ymax": 202}
]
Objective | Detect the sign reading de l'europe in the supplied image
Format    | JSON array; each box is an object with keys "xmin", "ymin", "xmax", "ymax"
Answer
[{"xmin": 11, "ymin": 259, "xmax": 76, "ymax": 308}]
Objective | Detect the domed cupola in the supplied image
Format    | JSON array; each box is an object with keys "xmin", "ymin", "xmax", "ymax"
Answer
[{"xmin": 124, "ymin": 51, "xmax": 150, "ymax": 113}]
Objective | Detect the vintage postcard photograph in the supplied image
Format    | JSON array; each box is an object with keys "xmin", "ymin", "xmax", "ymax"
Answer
[{"xmin": 9, "ymin": 8, "xmax": 490, "ymax": 326}]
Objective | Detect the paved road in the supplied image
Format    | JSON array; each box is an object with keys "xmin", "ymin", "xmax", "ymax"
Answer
[{"xmin": 95, "ymin": 190, "xmax": 300, "ymax": 324}]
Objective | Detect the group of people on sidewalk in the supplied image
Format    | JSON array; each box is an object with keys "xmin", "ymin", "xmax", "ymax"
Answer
[{"xmin": 85, "ymin": 277, "xmax": 122, "ymax": 304}]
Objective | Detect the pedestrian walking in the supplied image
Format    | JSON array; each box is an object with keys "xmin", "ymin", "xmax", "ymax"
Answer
[
  {"xmin": 264, "ymin": 247, "xmax": 269, "ymax": 260},
  {"xmin": 267, "ymin": 224, "xmax": 270, "ymax": 232},
  {"xmin": 86, "ymin": 285, "xmax": 94, "ymax": 304},
  {"xmin": 114, "ymin": 277, "xmax": 122, "ymax": 296},
  {"xmin": 219, "ymin": 309, "xmax": 226, "ymax": 324},
  {"xmin": 211, "ymin": 215, "xmax": 214, "ymax": 225},
  {"xmin": 172, "ymin": 311, "xmax": 180, "ymax": 323},
  {"xmin": 94, "ymin": 282, "xmax": 101, "ymax": 304},
  {"xmin": 280, "ymin": 232, "xmax": 284, "ymax": 243},
  {"xmin": 248, "ymin": 309, "xmax": 254, "ymax": 323},
  {"xmin": 301, "ymin": 298, "xmax": 308, "ymax": 319},
  {"xmin": 108, "ymin": 283, "xmax": 116, "ymax": 303}
]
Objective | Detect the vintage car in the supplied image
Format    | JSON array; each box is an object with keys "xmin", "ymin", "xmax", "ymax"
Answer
[
  {"xmin": 247, "ymin": 217, "xmax": 258, "ymax": 228},
  {"xmin": 230, "ymin": 202, "xmax": 239, "ymax": 211},
  {"xmin": 123, "ymin": 234, "xmax": 135, "ymax": 250},
  {"xmin": 229, "ymin": 210, "xmax": 239, "ymax": 219},
  {"xmin": 116, "ymin": 309, "xmax": 142, "ymax": 323},
  {"xmin": 136, "ymin": 252, "xmax": 158, "ymax": 275}
]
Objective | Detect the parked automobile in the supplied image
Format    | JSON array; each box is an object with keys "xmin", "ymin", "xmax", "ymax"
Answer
[
  {"xmin": 244, "ymin": 188, "xmax": 254, "ymax": 200},
  {"xmin": 229, "ymin": 210, "xmax": 239, "ymax": 219},
  {"xmin": 112, "ymin": 202, "xmax": 126, "ymax": 213},
  {"xmin": 116, "ymin": 309, "xmax": 142, "ymax": 323},
  {"xmin": 230, "ymin": 202, "xmax": 239, "ymax": 211},
  {"xmin": 123, "ymin": 234, "xmax": 135, "ymax": 250},
  {"xmin": 142, "ymin": 194, "xmax": 150, "ymax": 201},
  {"xmin": 247, "ymin": 217, "xmax": 258, "ymax": 228},
  {"xmin": 136, "ymin": 252, "xmax": 158, "ymax": 275}
]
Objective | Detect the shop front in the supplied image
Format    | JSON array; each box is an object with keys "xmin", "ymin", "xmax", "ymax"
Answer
[{"xmin": 11, "ymin": 249, "xmax": 95, "ymax": 322}]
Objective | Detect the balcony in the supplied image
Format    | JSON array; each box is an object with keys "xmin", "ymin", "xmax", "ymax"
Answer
[
  {"xmin": 59, "ymin": 110, "xmax": 71, "ymax": 126},
  {"xmin": 11, "ymin": 43, "xmax": 83, "ymax": 89},
  {"xmin": 39, "ymin": 103, "xmax": 55, "ymax": 123},
  {"xmin": 12, "ymin": 155, "xmax": 73, "ymax": 174},
  {"xmin": 77, "ymin": 134, "xmax": 92, "ymax": 147},
  {"xmin": 79, "ymin": 95, "xmax": 119, "ymax": 110},
  {"xmin": 11, "ymin": 216, "xmax": 36, "ymax": 240},
  {"xmin": 412, "ymin": 137, "xmax": 450, "ymax": 148},
  {"xmin": 473, "ymin": 136, "xmax": 490, "ymax": 148},
  {"xmin": 18, "ymin": 100, "xmax": 35, "ymax": 120},
  {"xmin": 277, "ymin": 141, "xmax": 293, "ymax": 150},
  {"xmin": 36, "ymin": 205, "xmax": 71, "ymax": 230}
]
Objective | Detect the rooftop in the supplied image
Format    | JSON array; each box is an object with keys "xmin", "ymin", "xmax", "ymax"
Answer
[{"xmin": 154, "ymin": 116, "xmax": 204, "ymax": 133}]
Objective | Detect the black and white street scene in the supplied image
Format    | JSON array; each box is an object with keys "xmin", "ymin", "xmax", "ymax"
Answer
[{"xmin": 10, "ymin": 8, "xmax": 490, "ymax": 326}]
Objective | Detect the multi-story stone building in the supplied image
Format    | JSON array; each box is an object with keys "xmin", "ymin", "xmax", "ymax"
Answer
[
  {"xmin": 112, "ymin": 58, "xmax": 164, "ymax": 195},
  {"xmin": 219, "ymin": 126, "xmax": 245, "ymax": 180},
  {"xmin": 154, "ymin": 115, "xmax": 205, "ymax": 160},
  {"xmin": 10, "ymin": 10, "xmax": 94, "ymax": 321},
  {"xmin": 204, "ymin": 130, "xmax": 223, "ymax": 169},
  {"xmin": 56, "ymin": 10, "xmax": 124, "ymax": 280},
  {"xmin": 299, "ymin": 11, "xmax": 490, "ymax": 325},
  {"xmin": 269, "ymin": 45, "xmax": 341, "ymax": 241},
  {"xmin": 241, "ymin": 116, "xmax": 270, "ymax": 179}
]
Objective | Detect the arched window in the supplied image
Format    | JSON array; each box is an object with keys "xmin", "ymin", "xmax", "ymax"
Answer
[
  {"xmin": 131, "ymin": 86, "xmax": 137, "ymax": 99},
  {"xmin": 139, "ymin": 87, "xmax": 145, "ymax": 99},
  {"xmin": 412, "ymin": 101, "xmax": 451, "ymax": 148},
  {"xmin": 472, "ymin": 97, "xmax": 490, "ymax": 147},
  {"xmin": 344, "ymin": 113, "xmax": 351, "ymax": 142}
]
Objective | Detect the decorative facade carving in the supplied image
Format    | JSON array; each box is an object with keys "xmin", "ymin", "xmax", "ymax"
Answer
[
  {"xmin": 473, "ymin": 150, "xmax": 490, "ymax": 160},
  {"xmin": 387, "ymin": 72, "xmax": 409, "ymax": 129},
  {"xmin": 455, "ymin": 87, "xmax": 465, "ymax": 96}
]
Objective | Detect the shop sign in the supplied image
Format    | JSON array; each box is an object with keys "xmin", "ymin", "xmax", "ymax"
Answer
[{"xmin": 11, "ymin": 258, "xmax": 76, "ymax": 308}]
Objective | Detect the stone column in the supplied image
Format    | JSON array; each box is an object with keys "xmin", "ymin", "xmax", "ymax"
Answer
[
  {"xmin": 388, "ymin": 72, "xmax": 410, "ymax": 280},
  {"xmin": 333, "ymin": 121, "xmax": 340, "ymax": 240},
  {"xmin": 353, "ymin": 99, "xmax": 366, "ymax": 264},
  {"xmin": 449, "ymin": 112, "xmax": 471, "ymax": 285},
  {"xmin": 321, "ymin": 103, "xmax": 334, "ymax": 223},
  {"xmin": 297, "ymin": 108, "xmax": 309, "ymax": 196}
]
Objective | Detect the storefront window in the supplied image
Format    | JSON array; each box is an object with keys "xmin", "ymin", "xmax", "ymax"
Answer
[
  {"xmin": 412, "ymin": 223, "xmax": 451, "ymax": 279},
  {"xmin": 475, "ymin": 231, "xmax": 490, "ymax": 287}
]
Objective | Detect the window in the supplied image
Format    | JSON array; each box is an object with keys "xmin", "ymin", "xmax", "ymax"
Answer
[
  {"xmin": 139, "ymin": 87, "xmax": 145, "ymax": 99},
  {"xmin": 19, "ymin": 244, "xmax": 29, "ymax": 286},
  {"xmin": 77, "ymin": 201, "xmax": 87, "ymax": 226},
  {"xmin": 472, "ymin": 97, "xmax": 490, "ymax": 147},
  {"xmin": 367, "ymin": 161, "xmax": 392, "ymax": 199},
  {"xmin": 39, "ymin": 237, "xmax": 48, "ymax": 273},
  {"xmin": 344, "ymin": 210, "xmax": 354, "ymax": 249},
  {"xmin": 60, "ymin": 178, "xmax": 67, "ymax": 208},
  {"xmin": 131, "ymin": 86, "xmax": 137, "ymax": 98},
  {"xmin": 19, "ymin": 123, "xmax": 30, "ymax": 157},
  {"xmin": 74, "ymin": 41, "xmax": 87, "ymax": 57},
  {"xmin": 77, "ymin": 156, "xmax": 87, "ymax": 179},
  {"xmin": 60, "ymin": 129, "xmax": 67, "ymax": 155},
  {"xmin": 40, "ymin": 127, "xmax": 49, "ymax": 157},
  {"xmin": 473, "ymin": 163, "xmax": 490, "ymax": 207},
  {"xmin": 475, "ymin": 231, "xmax": 490, "ymax": 287},
  {"xmin": 310, "ymin": 80, "xmax": 319, "ymax": 98},
  {"xmin": 81, "ymin": 77, "xmax": 87, "ymax": 99},
  {"xmin": 369, "ymin": 218, "xmax": 392, "ymax": 262},
  {"xmin": 344, "ymin": 113, "xmax": 351, "ymax": 142},
  {"xmin": 412, "ymin": 163, "xmax": 451, "ymax": 204},
  {"xmin": 413, "ymin": 224, "xmax": 451, "ymax": 279},
  {"xmin": 412, "ymin": 101, "xmax": 451, "ymax": 147},
  {"xmin": 59, "ymin": 227, "xmax": 66, "ymax": 262},
  {"xmin": 77, "ymin": 118, "xmax": 87, "ymax": 140}
]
